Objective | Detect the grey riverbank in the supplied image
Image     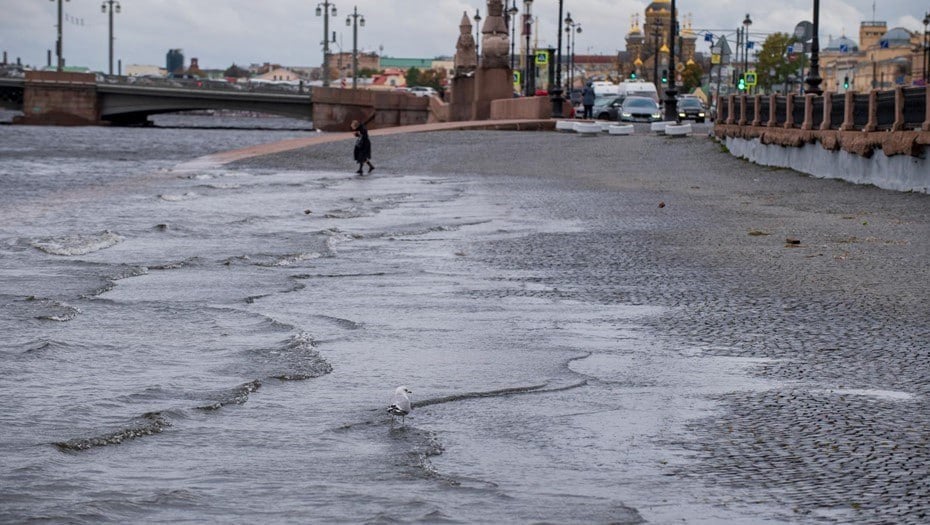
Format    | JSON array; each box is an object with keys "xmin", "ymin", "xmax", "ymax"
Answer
[{"xmin": 231, "ymin": 128, "xmax": 930, "ymax": 523}]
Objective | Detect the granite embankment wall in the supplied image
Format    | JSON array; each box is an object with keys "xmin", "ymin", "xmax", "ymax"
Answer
[
  {"xmin": 714, "ymin": 87, "xmax": 930, "ymax": 194},
  {"xmin": 311, "ymin": 87, "xmax": 550, "ymax": 131}
]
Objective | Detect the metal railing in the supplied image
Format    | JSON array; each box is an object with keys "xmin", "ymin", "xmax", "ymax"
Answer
[{"xmin": 718, "ymin": 86, "xmax": 929, "ymax": 132}]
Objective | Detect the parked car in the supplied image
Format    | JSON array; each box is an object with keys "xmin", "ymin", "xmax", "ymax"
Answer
[
  {"xmin": 619, "ymin": 96, "xmax": 662, "ymax": 122},
  {"xmin": 408, "ymin": 86, "xmax": 437, "ymax": 98},
  {"xmin": 677, "ymin": 97, "xmax": 707, "ymax": 123},
  {"xmin": 592, "ymin": 96, "xmax": 625, "ymax": 121}
]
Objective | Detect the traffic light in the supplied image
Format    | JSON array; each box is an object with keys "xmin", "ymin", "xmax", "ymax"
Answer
[
  {"xmin": 737, "ymin": 74, "xmax": 746, "ymax": 91},
  {"xmin": 843, "ymin": 76, "xmax": 850, "ymax": 89},
  {"xmin": 661, "ymin": 69, "xmax": 668, "ymax": 83},
  {"xmin": 630, "ymin": 71, "xmax": 637, "ymax": 79}
]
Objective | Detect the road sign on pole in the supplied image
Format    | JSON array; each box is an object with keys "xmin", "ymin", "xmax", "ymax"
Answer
[{"xmin": 745, "ymin": 71, "xmax": 758, "ymax": 87}]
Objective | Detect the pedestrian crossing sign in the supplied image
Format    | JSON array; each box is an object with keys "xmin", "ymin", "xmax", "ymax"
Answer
[
  {"xmin": 745, "ymin": 71, "xmax": 758, "ymax": 87},
  {"xmin": 513, "ymin": 71, "xmax": 521, "ymax": 85},
  {"xmin": 535, "ymin": 51, "xmax": 549, "ymax": 66}
]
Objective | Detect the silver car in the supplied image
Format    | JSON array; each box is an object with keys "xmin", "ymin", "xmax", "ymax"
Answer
[{"xmin": 619, "ymin": 96, "xmax": 662, "ymax": 122}]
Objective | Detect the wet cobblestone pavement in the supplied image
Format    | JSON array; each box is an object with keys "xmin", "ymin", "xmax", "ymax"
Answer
[{"xmin": 233, "ymin": 128, "xmax": 929, "ymax": 523}]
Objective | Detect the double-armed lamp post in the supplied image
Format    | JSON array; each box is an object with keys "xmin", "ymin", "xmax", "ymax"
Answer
[
  {"xmin": 507, "ymin": 1, "xmax": 519, "ymax": 71},
  {"xmin": 49, "ymin": 0, "xmax": 69, "ymax": 72},
  {"xmin": 345, "ymin": 6, "xmax": 365, "ymax": 89},
  {"xmin": 564, "ymin": 13, "xmax": 581, "ymax": 96},
  {"xmin": 316, "ymin": 1, "xmax": 337, "ymax": 87},
  {"xmin": 101, "ymin": 0, "xmax": 121, "ymax": 76}
]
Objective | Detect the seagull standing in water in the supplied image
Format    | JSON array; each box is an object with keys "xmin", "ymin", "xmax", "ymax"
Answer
[{"xmin": 388, "ymin": 386, "xmax": 412, "ymax": 426}]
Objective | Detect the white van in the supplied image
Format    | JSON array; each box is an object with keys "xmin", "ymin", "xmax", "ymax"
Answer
[
  {"xmin": 591, "ymin": 81, "xmax": 619, "ymax": 96},
  {"xmin": 617, "ymin": 81, "xmax": 659, "ymax": 103}
]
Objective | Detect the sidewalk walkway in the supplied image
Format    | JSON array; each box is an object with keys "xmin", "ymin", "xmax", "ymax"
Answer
[{"xmin": 195, "ymin": 119, "xmax": 554, "ymax": 167}]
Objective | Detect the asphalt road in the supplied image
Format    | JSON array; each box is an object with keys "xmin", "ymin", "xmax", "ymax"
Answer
[{"xmin": 232, "ymin": 126, "xmax": 930, "ymax": 523}]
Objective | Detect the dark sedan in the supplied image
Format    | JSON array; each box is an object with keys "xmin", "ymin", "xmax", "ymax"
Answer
[
  {"xmin": 619, "ymin": 96, "xmax": 662, "ymax": 122},
  {"xmin": 677, "ymin": 98, "xmax": 707, "ymax": 123},
  {"xmin": 592, "ymin": 96, "xmax": 625, "ymax": 121}
]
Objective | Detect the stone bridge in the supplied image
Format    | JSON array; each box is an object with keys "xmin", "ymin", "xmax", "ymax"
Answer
[
  {"xmin": 3, "ymin": 72, "xmax": 313, "ymax": 126},
  {"xmin": 0, "ymin": 72, "xmax": 444, "ymax": 129}
]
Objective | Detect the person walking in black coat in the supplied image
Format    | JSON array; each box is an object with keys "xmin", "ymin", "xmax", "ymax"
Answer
[{"xmin": 351, "ymin": 113, "xmax": 376, "ymax": 175}]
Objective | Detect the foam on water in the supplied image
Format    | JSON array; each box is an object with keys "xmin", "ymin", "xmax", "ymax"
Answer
[{"xmin": 31, "ymin": 230, "xmax": 125, "ymax": 256}]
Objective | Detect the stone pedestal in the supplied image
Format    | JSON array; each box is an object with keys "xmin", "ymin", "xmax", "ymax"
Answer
[
  {"xmin": 15, "ymin": 71, "xmax": 101, "ymax": 126},
  {"xmin": 473, "ymin": 67, "xmax": 512, "ymax": 121},
  {"xmin": 449, "ymin": 76, "xmax": 475, "ymax": 122}
]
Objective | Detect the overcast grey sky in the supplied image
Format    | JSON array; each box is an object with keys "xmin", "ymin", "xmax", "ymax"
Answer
[{"xmin": 1, "ymin": 1, "xmax": 927, "ymax": 71}]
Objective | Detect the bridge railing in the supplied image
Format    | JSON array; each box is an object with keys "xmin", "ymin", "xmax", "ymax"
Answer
[
  {"xmin": 0, "ymin": 68, "xmax": 310, "ymax": 96},
  {"xmin": 717, "ymin": 86, "xmax": 929, "ymax": 133},
  {"xmin": 99, "ymin": 74, "xmax": 310, "ymax": 95}
]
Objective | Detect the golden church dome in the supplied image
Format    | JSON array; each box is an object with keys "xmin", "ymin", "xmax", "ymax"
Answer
[{"xmin": 646, "ymin": 0, "xmax": 671, "ymax": 13}]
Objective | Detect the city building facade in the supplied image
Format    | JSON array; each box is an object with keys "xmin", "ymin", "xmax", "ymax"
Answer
[{"xmin": 820, "ymin": 21, "xmax": 925, "ymax": 92}]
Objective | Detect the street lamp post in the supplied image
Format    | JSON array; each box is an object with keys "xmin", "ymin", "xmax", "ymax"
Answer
[
  {"xmin": 101, "ymin": 0, "xmax": 121, "ymax": 76},
  {"xmin": 316, "ymin": 1, "xmax": 338, "ymax": 87},
  {"xmin": 507, "ymin": 1, "xmax": 519, "ymax": 71},
  {"xmin": 523, "ymin": 0, "xmax": 534, "ymax": 96},
  {"xmin": 805, "ymin": 0, "xmax": 823, "ymax": 95},
  {"xmin": 474, "ymin": 9, "xmax": 482, "ymax": 62},
  {"xmin": 50, "ymin": 0, "xmax": 70, "ymax": 72},
  {"xmin": 345, "ymin": 6, "xmax": 365, "ymax": 89},
  {"xmin": 663, "ymin": 0, "xmax": 678, "ymax": 121},
  {"xmin": 551, "ymin": 0, "xmax": 565, "ymax": 117},
  {"xmin": 743, "ymin": 13, "xmax": 752, "ymax": 93}
]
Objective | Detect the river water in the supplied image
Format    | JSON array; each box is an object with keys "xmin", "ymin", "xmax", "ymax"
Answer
[{"xmin": 0, "ymin": 116, "xmax": 778, "ymax": 524}]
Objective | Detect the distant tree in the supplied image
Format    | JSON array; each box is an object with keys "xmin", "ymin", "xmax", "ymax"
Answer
[
  {"xmin": 756, "ymin": 32, "xmax": 808, "ymax": 93},
  {"xmin": 224, "ymin": 64, "xmax": 249, "ymax": 78},
  {"xmin": 405, "ymin": 67, "xmax": 421, "ymax": 87},
  {"xmin": 358, "ymin": 67, "xmax": 380, "ymax": 78},
  {"xmin": 417, "ymin": 68, "xmax": 447, "ymax": 90},
  {"xmin": 680, "ymin": 62, "xmax": 704, "ymax": 93}
]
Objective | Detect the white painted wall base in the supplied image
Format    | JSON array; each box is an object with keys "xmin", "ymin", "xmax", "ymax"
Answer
[{"xmin": 725, "ymin": 137, "xmax": 930, "ymax": 194}]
